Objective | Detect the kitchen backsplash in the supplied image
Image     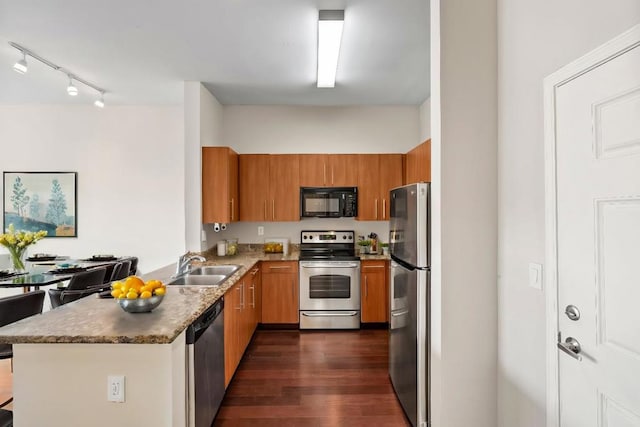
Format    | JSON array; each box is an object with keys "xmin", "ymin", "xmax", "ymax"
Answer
[{"xmin": 203, "ymin": 218, "xmax": 390, "ymax": 249}]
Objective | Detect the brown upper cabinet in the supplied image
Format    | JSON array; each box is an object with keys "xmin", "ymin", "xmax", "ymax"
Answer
[
  {"xmin": 239, "ymin": 154, "xmax": 300, "ymax": 221},
  {"xmin": 357, "ymin": 154, "xmax": 403, "ymax": 221},
  {"xmin": 299, "ymin": 154, "xmax": 358, "ymax": 187},
  {"xmin": 405, "ymin": 139, "xmax": 431, "ymax": 184},
  {"xmin": 202, "ymin": 147, "xmax": 238, "ymax": 224}
]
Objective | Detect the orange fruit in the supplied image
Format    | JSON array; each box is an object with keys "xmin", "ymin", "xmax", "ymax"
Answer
[{"xmin": 125, "ymin": 276, "xmax": 145, "ymax": 292}]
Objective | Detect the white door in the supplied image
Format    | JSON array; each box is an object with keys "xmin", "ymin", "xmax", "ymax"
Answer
[{"xmin": 552, "ymin": 32, "xmax": 640, "ymax": 426}]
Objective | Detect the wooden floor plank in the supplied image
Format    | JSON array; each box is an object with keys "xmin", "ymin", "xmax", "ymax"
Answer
[{"xmin": 215, "ymin": 329, "xmax": 410, "ymax": 426}]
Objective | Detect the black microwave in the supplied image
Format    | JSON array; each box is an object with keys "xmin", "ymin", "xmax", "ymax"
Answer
[{"xmin": 300, "ymin": 187, "xmax": 358, "ymax": 218}]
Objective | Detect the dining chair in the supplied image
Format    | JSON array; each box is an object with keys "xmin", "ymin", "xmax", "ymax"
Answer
[
  {"xmin": 0, "ymin": 408, "xmax": 11, "ymax": 427},
  {"xmin": 111, "ymin": 261, "xmax": 131, "ymax": 281},
  {"xmin": 48, "ymin": 267, "xmax": 107, "ymax": 309},
  {"xmin": 0, "ymin": 290, "xmax": 46, "ymax": 413},
  {"xmin": 128, "ymin": 257, "xmax": 139, "ymax": 276}
]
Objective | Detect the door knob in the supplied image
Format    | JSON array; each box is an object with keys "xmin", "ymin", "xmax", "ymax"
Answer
[
  {"xmin": 565, "ymin": 305, "xmax": 580, "ymax": 321},
  {"xmin": 557, "ymin": 337, "xmax": 582, "ymax": 361}
]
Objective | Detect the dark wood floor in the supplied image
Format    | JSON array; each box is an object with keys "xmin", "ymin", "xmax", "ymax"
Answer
[{"xmin": 215, "ymin": 329, "xmax": 410, "ymax": 427}]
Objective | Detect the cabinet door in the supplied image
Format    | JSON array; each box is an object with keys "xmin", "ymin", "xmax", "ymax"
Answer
[
  {"xmin": 361, "ymin": 260, "xmax": 388, "ymax": 323},
  {"xmin": 299, "ymin": 154, "xmax": 327, "ymax": 187},
  {"xmin": 269, "ymin": 155, "xmax": 300, "ymax": 221},
  {"xmin": 328, "ymin": 154, "xmax": 358, "ymax": 187},
  {"xmin": 202, "ymin": 147, "xmax": 238, "ymax": 223},
  {"xmin": 239, "ymin": 154, "xmax": 270, "ymax": 221},
  {"xmin": 261, "ymin": 261, "xmax": 299, "ymax": 323},
  {"xmin": 224, "ymin": 283, "xmax": 240, "ymax": 388},
  {"xmin": 378, "ymin": 154, "xmax": 404, "ymax": 220},
  {"xmin": 405, "ymin": 140, "xmax": 431, "ymax": 184},
  {"xmin": 356, "ymin": 154, "xmax": 381, "ymax": 220}
]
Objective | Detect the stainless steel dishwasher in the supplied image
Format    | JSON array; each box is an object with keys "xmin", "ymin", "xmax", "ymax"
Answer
[{"xmin": 186, "ymin": 298, "xmax": 225, "ymax": 427}]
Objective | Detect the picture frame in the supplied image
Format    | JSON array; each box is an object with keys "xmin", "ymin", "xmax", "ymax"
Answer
[{"xmin": 3, "ymin": 172, "xmax": 78, "ymax": 237}]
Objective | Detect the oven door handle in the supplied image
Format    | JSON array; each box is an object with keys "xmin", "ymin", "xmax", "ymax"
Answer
[
  {"xmin": 301, "ymin": 311, "xmax": 359, "ymax": 317},
  {"xmin": 299, "ymin": 262, "xmax": 360, "ymax": 269}
]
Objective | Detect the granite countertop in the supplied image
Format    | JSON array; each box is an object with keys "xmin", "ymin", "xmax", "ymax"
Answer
[{"xmin": 0, "ymin": 246, "xmax": 387, "ymax": 345}]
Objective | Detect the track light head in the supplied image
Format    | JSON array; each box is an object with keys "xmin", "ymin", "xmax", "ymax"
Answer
[
  {"xmin": 67, "ymin": 76, "xmax": 78, "ymax": 96},
  {"xmin": 94, "ymin": 92, "xmax": 105, "ymax": 108},
  {"xmin": 13, "ymin": 52, "xmax": 27, "ymax": 74}
]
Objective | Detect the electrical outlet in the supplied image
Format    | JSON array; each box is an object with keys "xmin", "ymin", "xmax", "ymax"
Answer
[
  {"xmin": 107, "ymin": 375, "xmax": 125, "ymax": 403},
  {"xmin": 258, "ymin": 226, "xmax": 264, "ymax": 236}
]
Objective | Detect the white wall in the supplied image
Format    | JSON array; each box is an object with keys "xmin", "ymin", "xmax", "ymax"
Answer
[
  {"xmin": 221, "ymin": 105, "xmax": 420, "ymax": 154},
  {"xmin": 497, "ymin": 2, "xmax": 640, "ymax": 426},
  {"xmin": 0, "ymin": 105, "xmax": 184, "ymax": 274},
  {"xmin": 202, "ymin": 105, "xmax": 422, "ymax": 250},
  {"xmin": 183, "ymin": 82, "xmax": 224, "ymax": 251},
  {"xmin": 419, "ymin": 97, "xmax": 431, "ymax": 141},
  {"xmin": 430, "ymin": 0, "xmax": 497, "ymax": 426}
]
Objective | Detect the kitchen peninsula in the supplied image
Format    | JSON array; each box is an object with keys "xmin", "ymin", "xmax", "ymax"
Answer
[{"xmin": 0, "ymin": 247, "xmax": 388, "ymax": 426}]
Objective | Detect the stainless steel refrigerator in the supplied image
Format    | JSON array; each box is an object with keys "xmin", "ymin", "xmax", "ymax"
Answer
[{"xmin": 389, "ymin": 182, "xmax": 430, "ymax": 427}]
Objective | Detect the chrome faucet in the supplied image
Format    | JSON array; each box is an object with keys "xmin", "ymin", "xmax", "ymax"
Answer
[{"xmin": 175, "ymin": 254, "xmax": 206, "ymax": 276}]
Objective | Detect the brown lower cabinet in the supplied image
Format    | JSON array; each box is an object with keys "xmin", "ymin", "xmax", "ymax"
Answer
[
  {"xmin": 261, "ymin": 261, "xmax": 299, "ymax": 324},
  {"xmin": 360, "ymin": 260, "xmax": 389, "ymax": 323},
  {"xmin": 224, "ymin": 264, "xmax": 261, "ymax": 388}
]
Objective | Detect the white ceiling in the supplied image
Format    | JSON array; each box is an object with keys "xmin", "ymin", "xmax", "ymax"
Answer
[{"xmin": 0, "ymin": 0, "xmax": 430, "ymax": 106}]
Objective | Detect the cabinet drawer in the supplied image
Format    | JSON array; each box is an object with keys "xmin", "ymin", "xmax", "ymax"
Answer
[
  {"xmin": 261, "ymin": 261, "xmax": 298, "ymax": 273},
  {"xmin": 361, "ymin": 260, "xmax": 387, "ymax": 271}
]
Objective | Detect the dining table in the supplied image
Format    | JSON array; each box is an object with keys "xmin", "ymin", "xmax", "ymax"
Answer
[{"xmin": 0, "ymin": 256, "xmax": 130, "ymax": 293}]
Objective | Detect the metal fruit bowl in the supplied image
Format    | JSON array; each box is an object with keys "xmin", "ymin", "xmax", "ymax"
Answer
[{"xmin": 117, "ymin": 294, "xmax": 164, "ymax": 313}]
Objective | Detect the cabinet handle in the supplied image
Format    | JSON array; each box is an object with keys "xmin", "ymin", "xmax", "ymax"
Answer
[
  {"xmin": 365, "ymin": 276, "xmax": 368, "ymax": 298},
  {"xmin": 251, "ymin": 268, "xmax": 259, "ymax": 275},
  {"xmin": 382, "ymin": 199, "xmax": 386, "ymax": 219},
  {"xmin": 230, "ymin": 198, "xmax": 234, "ymax": 221},
  {"xmin": 323, "ymin": 163, "xmax": 327, "ymax": 185},
  {"xmin": 250, "ymin": 284, "xmax": 255, "ymax": 308},
  {"xmin": 375, "ymin": 199, "xmax": 379, "ymax": 220},
  {"xmin": 269, "ymin": 266, "xmax": 290, "ymax": 270},
  {"xmin": 272, "ymin": 200, "xmax": 275, "ymax": 220},
  {"xmin": 264, "ymin": 200, "xmax": 267, "ymax": 221},
  {"xmin": 236, "ymin": 286, "xmax": 241, "ymax": 311},
  {"xmin": 291, "ymin": 279, "xmax": 294, "ymax": 300},
  {"xmin": 331, "ymin": 168, "xmax": 334, "ymax": 185}
]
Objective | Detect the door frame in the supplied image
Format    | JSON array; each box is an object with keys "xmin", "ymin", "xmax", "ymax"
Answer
[{"xmin": 543, "ymin": 24, "xmax": 640, "ymax": 427}]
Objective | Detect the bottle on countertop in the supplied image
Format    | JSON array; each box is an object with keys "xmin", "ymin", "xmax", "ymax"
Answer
[{"xmin": 217, "ymin": 240, "xmax": 227, "ymax": 257}]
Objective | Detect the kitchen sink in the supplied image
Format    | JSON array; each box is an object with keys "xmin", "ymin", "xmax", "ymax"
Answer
[
  {"xmin": 188, "ymin": 265, "xmax": 241, "ymax": 276},
  {"xmin": 167, "ymin": 274, "xmax": 227, "ymax": 287},
  {"xmin": 166, "ymin": 264, "xmax": 242, "ymax": 287}
]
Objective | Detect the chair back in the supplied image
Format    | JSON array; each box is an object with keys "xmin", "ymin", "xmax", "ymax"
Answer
[
  {"xmin": 0, "ymin": 290, "xmax": 46, "ymax": 329},
  {"xmin": 49, "ymin": 267, "xmax": 107, "ymax": 308},
  {"xmin": 102, "ymin": 263, "xmax": 118, "ymax": 284},
  {"xmin": 128, "ymin": 257, "xmax": 139, "ymax": 275},
  {"xmin": 112, "ymin": 261, "xmax": 131, "ymax": 281},
  {"xmin": 0, "ymin": 290, "xmax": 45, "ymax": 361}
]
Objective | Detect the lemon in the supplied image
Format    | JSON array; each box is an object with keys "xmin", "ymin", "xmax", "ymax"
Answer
[
  {"xmin": 154, "ymin": 287, "xmax": 166, "ymax": 296},
  {"xmin": 112, "ymin": 281, "xmax": 123, "ymax": 290},
  {"xmin": 111, "ymin": 289, "xmax": 122, "ymax": 298},
  {"xmin": 140, "ymin": 291, "xmax": 152, "ymax": 299},
  {"xmin": 126, "ymin": 291, "xmax": 138, "ymax": 299}
]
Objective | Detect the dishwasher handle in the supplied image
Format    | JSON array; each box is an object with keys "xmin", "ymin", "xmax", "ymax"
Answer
[{"xmin": 186, "ymin": 299, "xmax": 224, "ymax": 344}]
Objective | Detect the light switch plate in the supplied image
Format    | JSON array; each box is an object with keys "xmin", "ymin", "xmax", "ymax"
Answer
[
  {"xmin": 258, "ymin": 226, "xmax": 264, "ymax": 236},
  {"xmin": 528, "ymin": 263, "xmax": 543, "ymax": 290}
]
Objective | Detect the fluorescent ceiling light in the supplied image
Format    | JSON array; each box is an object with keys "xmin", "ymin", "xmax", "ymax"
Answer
[
  {"xmin": 317, "ymin": 10, "xmax": 344, "ymax": 88},
  {"xmin": 13, "ymin": 52, "xmax": 27, "ymax": 74}
]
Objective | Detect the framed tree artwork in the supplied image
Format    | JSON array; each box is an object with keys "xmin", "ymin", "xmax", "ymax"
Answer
[{"xmin": 2, "ymin": 172, "xmax": 78, "ymax": 237}]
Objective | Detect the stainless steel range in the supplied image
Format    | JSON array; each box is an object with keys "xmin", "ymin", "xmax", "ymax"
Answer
[{"xmin": 299, "ymin": 230, "xmax": 361, "ymax": 329}]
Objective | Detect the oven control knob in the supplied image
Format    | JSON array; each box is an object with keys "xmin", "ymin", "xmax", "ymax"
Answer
[{"xmin": 348, "ymin": 235, "xmax": 353, "ymax": 240}]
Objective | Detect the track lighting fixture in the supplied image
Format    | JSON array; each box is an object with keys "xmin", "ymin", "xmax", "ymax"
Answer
[
  {"xmin": 67, "ymin": 76, "xmax": 78, "ymax": 96},
  {"xmin": 9, "ymin": 41, "xmax": 107, "ymax": 107},
  {"xmin": 94, "ymin": 92, "xmax": 105, "ymax": 108},
  {"xmin": 13, "ymin": 51, "xmax": 28, "ymax": 74}
]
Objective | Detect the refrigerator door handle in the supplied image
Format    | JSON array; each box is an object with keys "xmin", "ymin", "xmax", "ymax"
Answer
[{"xmin": 391, "ymin": 310, "xmax": 409, "ymax": 317}]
